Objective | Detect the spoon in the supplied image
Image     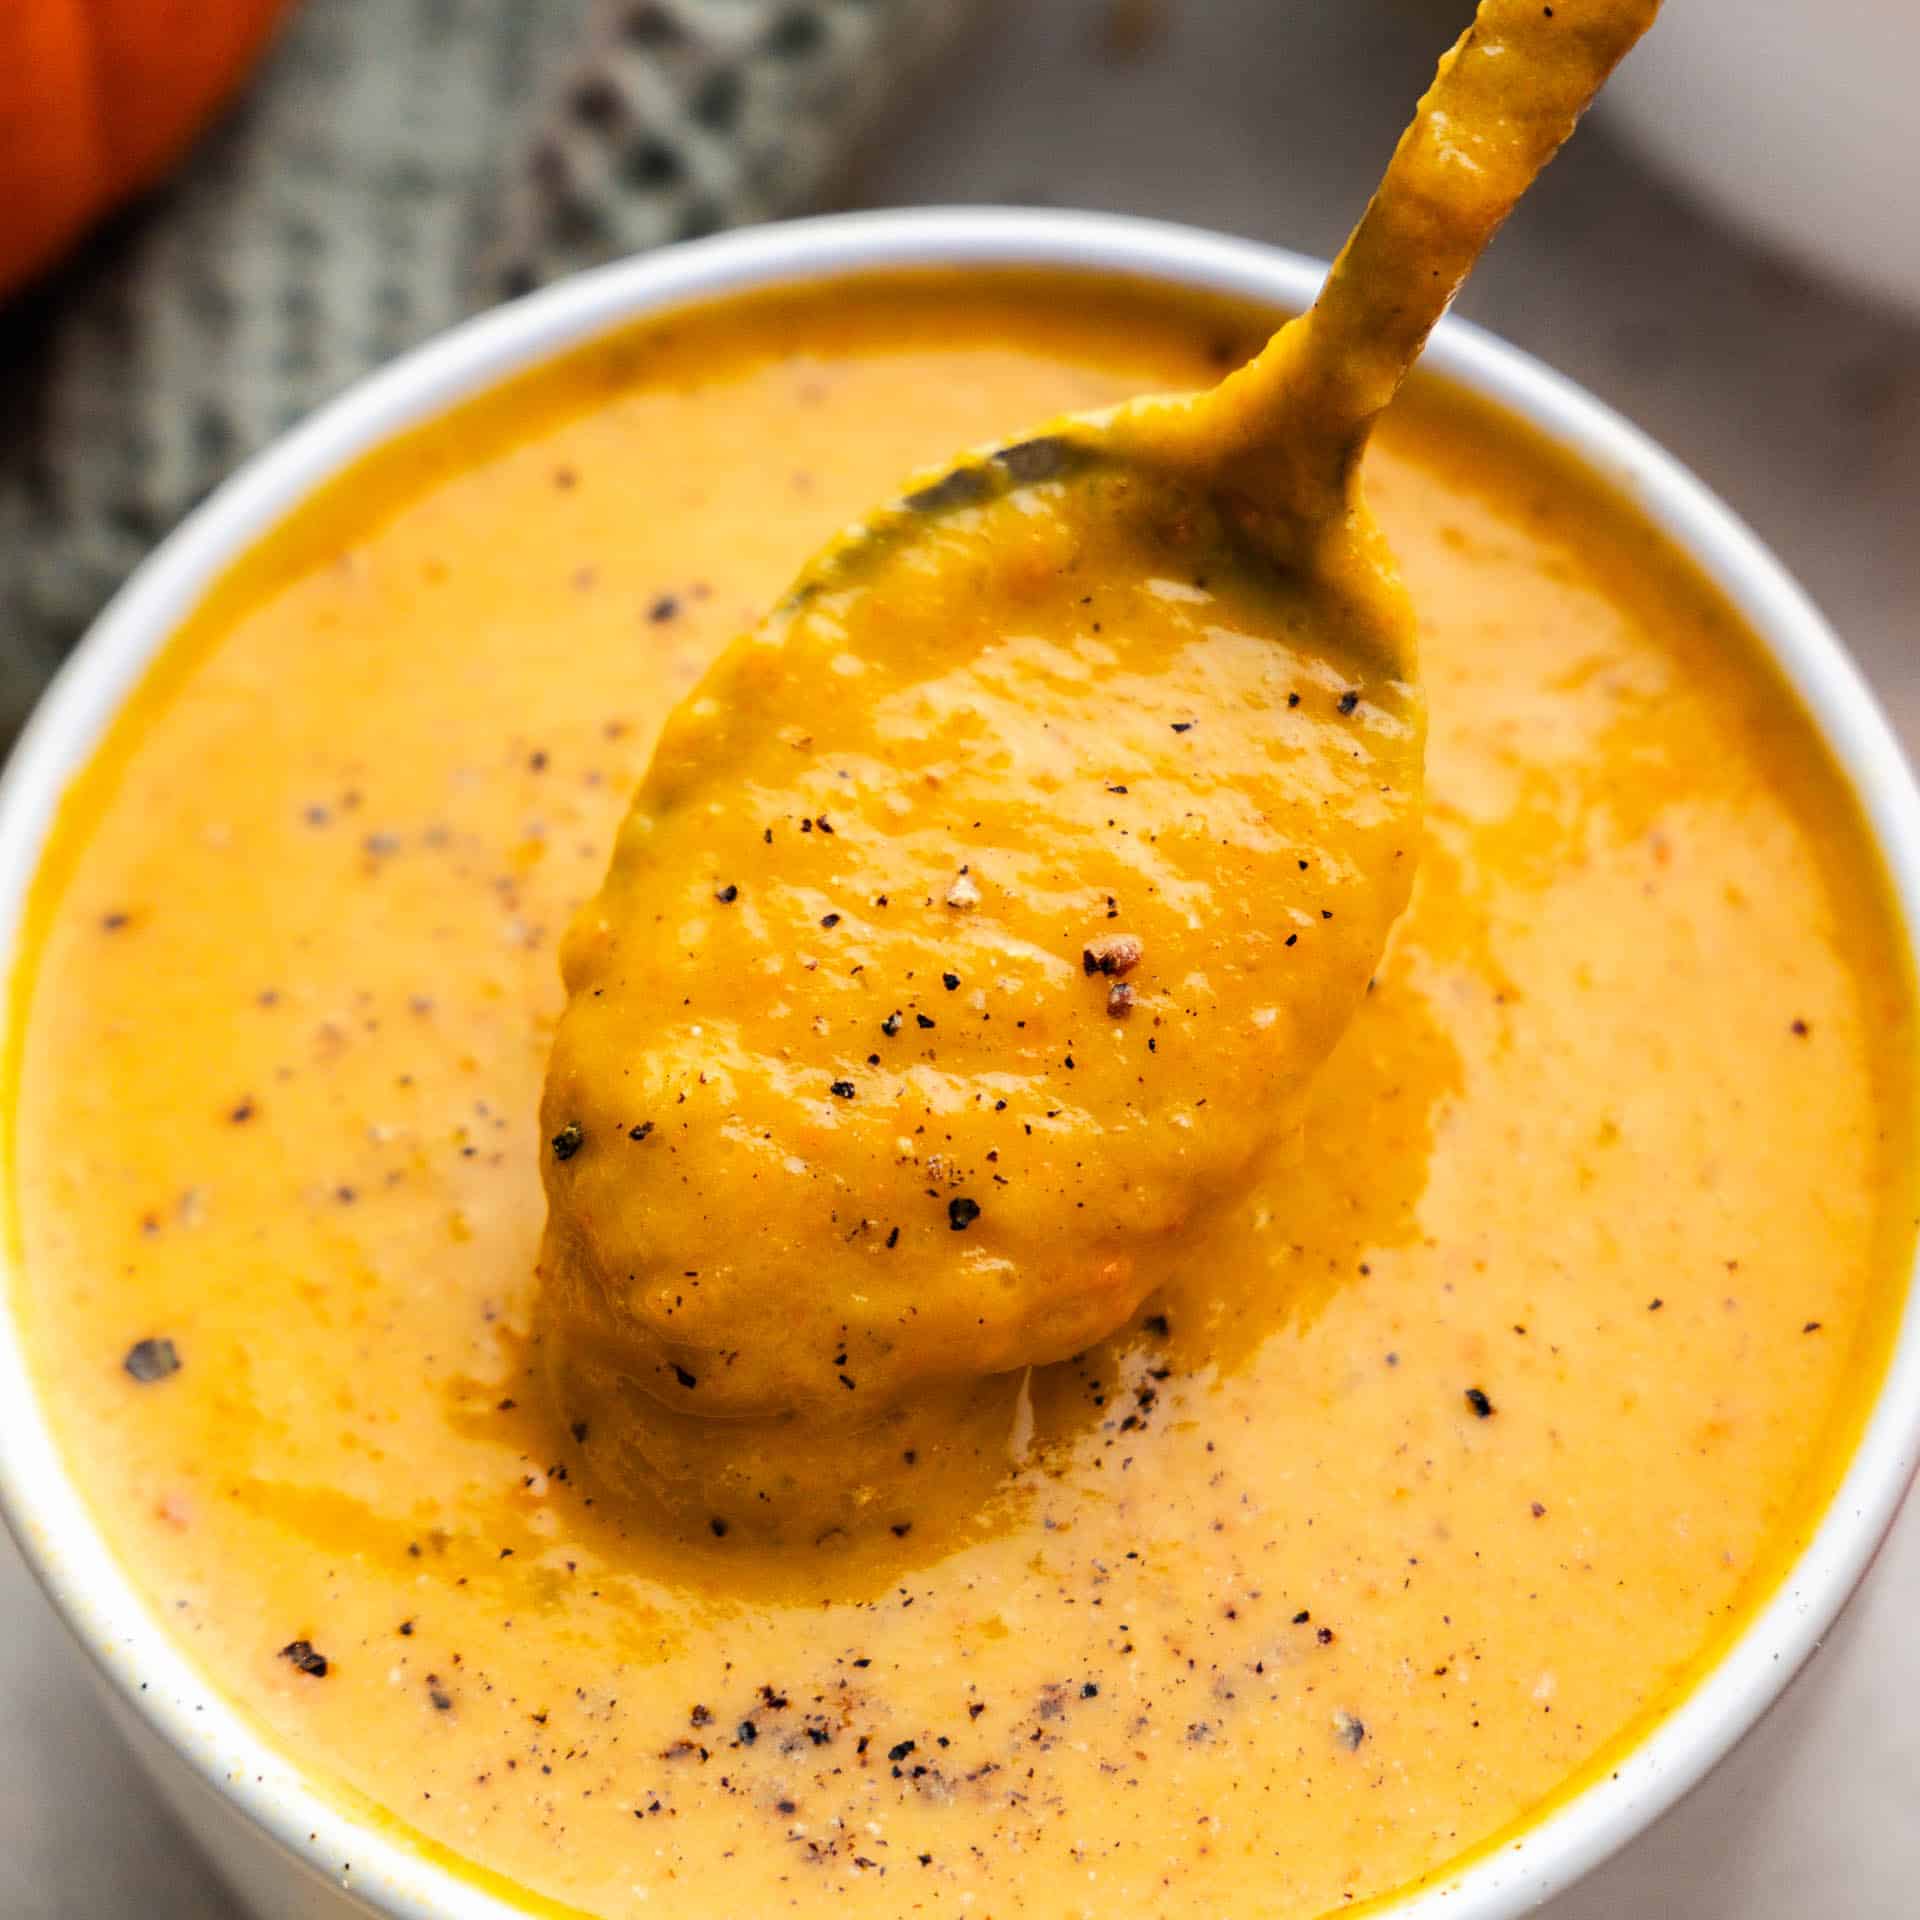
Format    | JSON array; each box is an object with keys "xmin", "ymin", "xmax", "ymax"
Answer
[{"xmin": 539, "ymin": 0, "xmax": 1661, "ymax": 1543}]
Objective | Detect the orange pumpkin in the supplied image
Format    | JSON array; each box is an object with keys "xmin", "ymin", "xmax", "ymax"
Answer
[{"xmin": 0, "ymin": 0, "xmax": 290, "ymax": 299}]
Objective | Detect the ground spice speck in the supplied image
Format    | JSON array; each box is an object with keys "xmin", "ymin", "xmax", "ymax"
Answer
[{"xmin": 123, "ymin": 1336, "xmax": 181, "ymax": 1383}]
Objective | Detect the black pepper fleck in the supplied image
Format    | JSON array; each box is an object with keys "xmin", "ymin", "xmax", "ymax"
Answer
[{"xmin": 123, "ymin": 1337, "xmax": 181, "ymax": 1383}]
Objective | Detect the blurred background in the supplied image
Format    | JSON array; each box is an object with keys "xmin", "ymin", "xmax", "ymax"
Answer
[{"xmin": 2, "ymin": 0, "xmax": 1917, "ymax": 1914}]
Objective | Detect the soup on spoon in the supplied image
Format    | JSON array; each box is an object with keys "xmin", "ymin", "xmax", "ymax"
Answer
[{"xmin": 538, "ymin": 0, "xmax": 1660, "ymax": 1542}]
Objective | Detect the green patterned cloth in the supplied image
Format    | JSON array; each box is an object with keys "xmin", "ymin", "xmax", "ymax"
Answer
[{"xmin": 0, "ymin": 0, "xmax": 971, "ymax": 740}]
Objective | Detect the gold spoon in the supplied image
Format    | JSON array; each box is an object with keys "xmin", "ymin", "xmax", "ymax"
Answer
[
  {"xmin": 802, "ymin": 0, "xmax": 1660, "ymax": 661},
  {"xmin": 539, "ymin": 0, "xmax": 1661, "ymax": 1545}
]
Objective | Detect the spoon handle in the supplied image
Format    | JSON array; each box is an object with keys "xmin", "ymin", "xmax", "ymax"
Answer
[{"xmin": 1205, "ymin": 0, "xmax": 1659, "ymax": 528}]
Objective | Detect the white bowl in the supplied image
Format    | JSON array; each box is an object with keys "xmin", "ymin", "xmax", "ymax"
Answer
[
  {"xmin": 2, "ymin": 208, "xmax": 1917, "ymax": 1920},
  {"xmin": 1601, "ymin": 0, "xmax": 1920, "ymax": 314}
]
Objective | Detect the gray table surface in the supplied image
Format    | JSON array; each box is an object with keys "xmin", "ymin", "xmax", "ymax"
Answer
[{"xmin": 5, "ymin": 2, "xmax": 1917, "ymax": 1913}]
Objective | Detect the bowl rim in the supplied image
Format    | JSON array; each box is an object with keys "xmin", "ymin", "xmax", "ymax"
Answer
[{"xmin": 1, "ymin": 205, "xmax": 1916, "ymax": 1920}]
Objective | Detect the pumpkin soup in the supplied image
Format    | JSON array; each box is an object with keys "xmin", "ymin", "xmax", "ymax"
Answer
[{"xmin": 8, "ymin": 270, "xmax": 1913, "ymax": 1919}]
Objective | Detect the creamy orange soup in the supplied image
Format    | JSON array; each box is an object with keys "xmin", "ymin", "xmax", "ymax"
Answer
[{"xmin": 8, "ymin": 271, "xmax": 1913, "ymax": 1919}]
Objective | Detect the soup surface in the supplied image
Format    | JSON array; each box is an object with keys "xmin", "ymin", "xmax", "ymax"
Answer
[{"xmin": 8, "ymin": 270, "xmax": 1914, "ymax": 1920}]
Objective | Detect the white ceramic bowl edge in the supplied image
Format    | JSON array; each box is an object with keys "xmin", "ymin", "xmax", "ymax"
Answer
[{"xmin": 1602, "ymin": 0, "xmax": 1920, "ymax": 315}]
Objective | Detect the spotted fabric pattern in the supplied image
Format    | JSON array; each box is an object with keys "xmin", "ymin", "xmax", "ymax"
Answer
[{"xmin": 0, "ymin": 0, "xmax": 973, "ymax": 739}]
